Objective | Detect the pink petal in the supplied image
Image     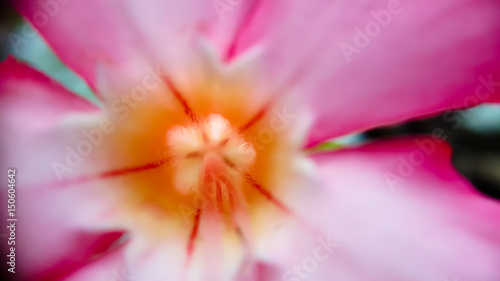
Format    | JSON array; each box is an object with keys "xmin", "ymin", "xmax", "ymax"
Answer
[
  {"xmin": 13, "ymin": 1, "xmax": 132, "ymax": 92},
  {"xmin": 0, "ymin": 57, "xmax": 123, "ymax": 279},
  {"xmin": 126, "ymin": 211, "xmax": 248, "ymax": 281},
  {"xmin": 65, "ymin": 246, "xmax": 127, "ymax": 281},
  {"xmin": 19, "ymin": 192, "xmax": 123, "ymax": 280},
  {"xmin": 14, "ymin": 0, "xmax": 254, "ymax": 93},
  {"xmin": 306, "ymin": 137, "xmax": 500, "ymax": 280},
  {"xmin": 0, "ymin": 56, "xmax": 104, "ymax": 182},
  {"xmin": 0, "ymin": 56, "xmax": 98, "ymax": 130},
  {"xmin": 232, "ymin": 0, "xmax": 500, "ymax": 146},
  {"xmin": 14, "ymin": 0, "xmax": 150, "ymax": 92},
  {"xmin": 121, "ymin": 0, "xmax": 253, "ymax": 63}
]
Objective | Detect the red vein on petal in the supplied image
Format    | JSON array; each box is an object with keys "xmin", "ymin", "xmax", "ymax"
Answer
[
  {"xmin": 244, "ymin": 173, "xmax": 292, "ymax": 215},
  {"xmin": 162, "ymin": 75, "xmax": 197, "ymax": 122},
  {"xmin": 239, "ymin": 103, "xmax": 270, "ymax": 132},
  {"xmin": 224, "ymin": 0, "xmax": 262, "ymax": 61},
  {"xmin": 216, "ymin": 182, "xmax": 224, "ymax": 214},
  {"xmin": 33, "ymin": 158, "xmax": 172, "ymax": 189},
  {"xmin": 239, "ymin": 91, "xmax": 287, "ymax": 132},
  {"xmin": 185, "ymin": 208, "xmax": 202, "ymax": 267},
  {"xmin": 221, "ymin": 157, "xmax": 291, "ymax": 214}
]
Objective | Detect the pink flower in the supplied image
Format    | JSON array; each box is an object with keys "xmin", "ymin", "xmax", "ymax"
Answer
[{"xmin": 2, "ymin": 0, "xmax": 500, "ymax": 280}]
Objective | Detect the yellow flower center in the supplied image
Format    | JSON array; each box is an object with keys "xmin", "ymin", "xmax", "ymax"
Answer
[{"xmin": 93, "ymin": 59, "xmax": 301, "ymax": 245}]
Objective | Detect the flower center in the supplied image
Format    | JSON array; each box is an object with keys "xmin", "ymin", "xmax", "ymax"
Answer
[{"xmin": 166, "ymin": 114, "xmax": 256, "ymax": 216}]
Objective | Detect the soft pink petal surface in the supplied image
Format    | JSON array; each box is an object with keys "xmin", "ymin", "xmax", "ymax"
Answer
[
  {"xmin": 0, "ymin": 56, "xmax": 98, "ymax": 131},
  {"xmin": 124, "ymin": 211, "xmax": 251, "ymax": 281},
  {"xmin": 16, "ymin": 0, "xmax": 500, "ymax": 144},
  {"xmin": 15, "ymin": 0, "xmax": 254, "ymax": 94},
  {"xmin": 65, "ymin": 246, "xmax": 127, "ymax": 281},
  {"xmin": 232, "ymin": 0, "xmax": 500, "ymax": 146},
  {"xmin": 9, "ymin": 1, "xmax": 500, "ymax": 280},
  {"xmin": 304, "ymin": 137, "xmax": 500, "ymax": 280},
  {"xmin": 14, "ymin": 0, "xmax": 151, "ymax": 93},
  {"xmin": 0, "ymin": 56, "xmax": 119, "ymax": 183},
  {"xmin": 0, "ymin": 57, "xmax": 123, "ymax": 279}
]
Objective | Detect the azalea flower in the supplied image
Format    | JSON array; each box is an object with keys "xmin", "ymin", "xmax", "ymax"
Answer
[{"xmin": 2, "ymin": 0, "xmax": 500, "ymax": 280}]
